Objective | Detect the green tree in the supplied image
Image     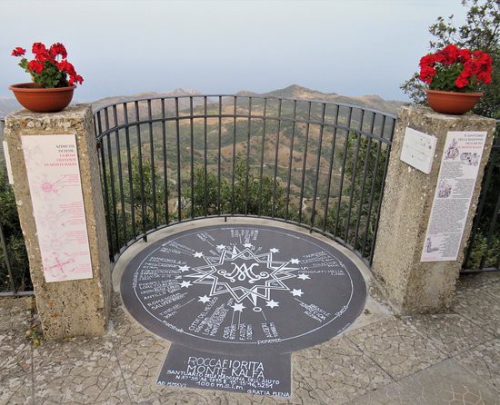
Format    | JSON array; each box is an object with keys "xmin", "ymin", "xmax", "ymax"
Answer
[
  {"xmin": 0, "ymin": 167, "xmax": 30, "ymax": 292},
  {"xmin": 401, "ymin": 0, "xmax": 500, "ymax": 118}
]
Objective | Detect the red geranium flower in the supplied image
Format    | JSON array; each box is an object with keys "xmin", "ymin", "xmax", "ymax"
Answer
[{"xmin": 11, "ymin": 41, "xmax": 83, "ymax": 88}]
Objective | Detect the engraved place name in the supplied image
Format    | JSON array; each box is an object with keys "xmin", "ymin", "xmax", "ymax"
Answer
[{"xmin": 157, "ymin": 345, "xmax": 292, "ymax": 397}]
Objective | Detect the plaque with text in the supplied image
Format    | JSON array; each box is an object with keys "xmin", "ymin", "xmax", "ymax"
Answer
[
  {"xmin": 421, "ymin": 131, "xmax": 487, "ymax": 262},
  {"xmin": 157, "ymin": 345, "xmax": 291, "ymax": 397},
  {"xmin": 22, "ymin": 134, "xmax": 92, "ymax": 282},
  {"xmin": 400, "ymin": 127, "xmax": 437, "ymax": 174}
]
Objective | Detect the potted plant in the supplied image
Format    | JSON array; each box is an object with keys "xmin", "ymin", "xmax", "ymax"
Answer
[
  {"xmin": 10, "ymin": 42, "xmax": 84, "ymax": 113},
  {"xmin": 418, "ymin": 44, "xmax": 493, "ymax": 114}
]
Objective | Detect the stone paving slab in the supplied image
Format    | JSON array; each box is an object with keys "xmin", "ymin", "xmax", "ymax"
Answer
[
  {"xmin": 454, "ymin": 283, "xmax": 500, "ymax": 336},
  {"xmin": 455, "ymin": 338, "xmax": 500, "ymax": 393},
  {"xmin": 347, "ymin": 317, "xmax": 447, "ymax": 381},
  {"xmin": 346, "ymin": 358, "xmax": 500, "ymax": 405},
  {"xmin": 403, "ymin": 313, "xmax": 495, "ymax": 357}
]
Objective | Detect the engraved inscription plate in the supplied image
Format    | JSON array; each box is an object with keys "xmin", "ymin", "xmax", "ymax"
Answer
[
  {"xmin": 400, "ymin": 127, "xmax": 437, "ymax": 174},
  {"xmin": 121, "ymin": 224, "xmax": 367, "ymax": 355}
]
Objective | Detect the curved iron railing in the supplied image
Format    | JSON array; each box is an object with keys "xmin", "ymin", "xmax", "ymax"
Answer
[{"xmin": 93, "ymin": 95, "xmax": 396, "ymax": 267}]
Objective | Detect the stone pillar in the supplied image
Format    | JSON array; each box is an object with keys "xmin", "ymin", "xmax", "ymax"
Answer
[
  {"xmin": 4, "ymin": 105, "xmax": 112, "ymax": 338},
  {"xmin": 372, "ymin": 106, "xmax": 496, "ymax": 314}
]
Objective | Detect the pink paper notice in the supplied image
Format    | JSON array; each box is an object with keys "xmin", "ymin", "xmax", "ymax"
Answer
[{"xmin": 22, "ymin": 134, "xmax": 93, "ymax": 282}]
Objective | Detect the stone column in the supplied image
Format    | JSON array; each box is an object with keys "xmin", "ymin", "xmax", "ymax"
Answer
[
  {"xmin": 372, "ymin": 106, "xmax": 496, "ymax": 314},
  {"xmin": 4, "ymin": 105, "xmax": 112, "ymax": 338}
]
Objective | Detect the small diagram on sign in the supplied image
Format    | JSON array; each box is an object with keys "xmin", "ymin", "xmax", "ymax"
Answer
[
  {"xmin": 43, "ymin": 252, "xmax": 76, "ymax": 280},
  {"xmin": 444, "ymin": 139, "xmax": 459, "ymax": 160},
  {"xmin": 438, "ymin": 179, "xmax": 452, "ymax": 198},
  {"xmin": 425, "ymin": 237, "xmax": 440, "ymax": 253},
  {"xmin": 460, "ymin": 152, "xmax": 479, "ymax": 166}
]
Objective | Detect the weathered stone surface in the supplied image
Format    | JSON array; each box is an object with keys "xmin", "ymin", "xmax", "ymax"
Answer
[
  {"xmin": 372, "ymin": 106, "xmax": 496, "ymax": 314},
  {"xmin": 4, "ymin": 105, "xmax": 111, "ymax": 338},
  {"xmin": 347, "ymin": 358, "xmax": 500, "ymax": 405},
  {"xmin": 347, "ymin": 317, "xmax": 446, "ymax": 380}
]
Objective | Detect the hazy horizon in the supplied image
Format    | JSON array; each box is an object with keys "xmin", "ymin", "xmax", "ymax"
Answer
[{"xmin": 1, "ymin": 0, "xmax": 468, "ymax": 102}]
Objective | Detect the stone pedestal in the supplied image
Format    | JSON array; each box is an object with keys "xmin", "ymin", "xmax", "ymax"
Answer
[
  {"xmin": 4, "ymin": 105, "xmax": 111, "ymax": 338},
  {"xmin": 372, "ymin": 106, "xmax": 496, "ymax": 314}
]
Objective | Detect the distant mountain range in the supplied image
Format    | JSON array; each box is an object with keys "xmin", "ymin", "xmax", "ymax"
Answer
[{"xmin": 0, "ymin": 85, "xmax": 404, "ymax": 119}]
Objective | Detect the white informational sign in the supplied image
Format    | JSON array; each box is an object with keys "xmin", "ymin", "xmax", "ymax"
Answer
[
  {"xmin": 421, "ymin": 131, "xmax": 488, "ymax": 262},
  {"xmin": 400, "ymin": 127, "xmax": 437, "ymax": 174},
  {"xmin": 22, "ymin": 134, "xmax": 93, "ymax": 282}
]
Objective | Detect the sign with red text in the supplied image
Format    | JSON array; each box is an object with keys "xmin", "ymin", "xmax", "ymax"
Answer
[
  {"xmin": 22, "ymin": 134, "xmax": 92, "ymax": 282},
  {"xmin": 421, "ymin": 131, "xmax": 487, "ymax": 262}
]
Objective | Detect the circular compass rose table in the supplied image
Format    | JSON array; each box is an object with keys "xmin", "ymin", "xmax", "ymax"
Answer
[{"xmin": 121, "ymin": 223, "xmax": 367, "ymax": 356}]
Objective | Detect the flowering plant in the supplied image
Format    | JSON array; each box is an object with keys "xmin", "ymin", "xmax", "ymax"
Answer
[
  {"xmin": 11, "ymin": 42, "xmax": 83, "ymax": 88},
  {"xmin": 419, "ymin": 44, "xmax": 493, "ymax": 92}
]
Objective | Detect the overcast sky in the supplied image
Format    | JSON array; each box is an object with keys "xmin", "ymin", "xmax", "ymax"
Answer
[{"xmin": 1, "ymin": 0, "xmax": 468, "ymax": 102}]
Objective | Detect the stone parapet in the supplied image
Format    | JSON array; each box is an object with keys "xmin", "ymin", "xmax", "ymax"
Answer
[
  {"xmin": 4, "ymin": 105, "xmax": 111, "ymax": 338},
  {"xmin": 372, "ymin": 106, "xmax": 496, "ymax": 314}
]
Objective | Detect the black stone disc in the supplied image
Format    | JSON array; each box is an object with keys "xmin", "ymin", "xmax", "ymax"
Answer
[{"xmin": 121, "ymin": 223, "xmax": 367, "ymax": 355}]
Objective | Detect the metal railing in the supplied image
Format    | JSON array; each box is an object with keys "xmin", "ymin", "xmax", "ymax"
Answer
[
  {"xmin": 0, "ymin": 118, "xmax": 33, "ymax": 296},
  {"xmin": 462, "ymin": 122, "xmax": 500, "ymax": 273},
  {"xmin": 94, "ymin": 95, "xmax": 396, "ymax": 267}
]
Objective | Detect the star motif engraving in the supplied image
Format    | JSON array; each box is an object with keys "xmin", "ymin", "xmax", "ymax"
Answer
[
  {"xmin": 291, "ymin": 288, "xmax": 303, "ymax": 297},
  {"xmin": 193, "ymin": 252, "xmax": 203, "ymax": 258},
  {"xmin": 290, "ymin": 258, "xmax": 300, "ymax": 264},
  {"xmin": 216, "ymin": 244, "xmax": 226, "ymax": 250},
  {"xmin": 180, "ymin": 280, "xmax": 192, "ymax": 288},
  {"xmin": 266, "ymin": 300, "xmax": 279, "ymax": 308},
  {"xmin": 243, "ymin": 243, "xmax": 253, "ymax": 248},
  {"xmin": 270, "ymin": 248, "xmax": 279, "ymax": 253},
  {"xmin": 178, "ymin": 265, "xmax": 190, "ymax": 272},
  {"xmin": 231, "ymin": 303, "xmax": 246, "ymax": 312},
  {"xmin": 184, "ymin": 245, "xmax": 300, "ymax": 306},
  {"xmin": 198, "ymin": 295, "xmax": 211, "ymax": 303},
  {"xmin": 297, "ymin": 274, "xmax": 310, "ymax": 280}
]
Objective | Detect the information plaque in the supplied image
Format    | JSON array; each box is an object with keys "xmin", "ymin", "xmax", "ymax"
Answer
[
  {"xmin": 22, "ymin": 134, "xmax": 92, "ymax": 282},
  {"xmin": 421, "ymin": 131, "xmax": 487, "ymax": 262},
  {"xmin": 400, "ymin": 127, "xmax": 437, "ymax": 174}
]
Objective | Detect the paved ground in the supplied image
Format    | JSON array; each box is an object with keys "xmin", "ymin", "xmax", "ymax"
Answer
[{"xmin": 1, "ymin": 267, "xmax": 500, "ymax": 404}]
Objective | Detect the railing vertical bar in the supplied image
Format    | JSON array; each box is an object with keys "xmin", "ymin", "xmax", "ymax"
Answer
[
  {"xmin": 231, "ymin": 96, "xmax": 237, "ymax": 215},
  {"xmin": 310, "ymin": 103, "xmax": 326, "ymax": 229},
  {"xmin": 285, "ymin": 100, "xmax": 297, "ymax": 221},
  {"xmin": 123, "ymin": 103, "xmax": 137, "ymax": 237},
  {"xmin": 362, "ymin": 135, "xmax": 383, "ymax": 256},
  {"xmin": 134, "ymin": 101, "xmax": 147, "ymax": 242},
  {"xmin": 369, "ymin": 116, "xmax": 395, "ymax": 264},
  {"xmin": 258, "ymin": 98, "xmax": 268, "ymax": 216},
  {"xmin": 161, "ymin": 98, "xmax": 169, "ymax": 225},
  {"xmin": 112, "ymin": 105, "xmax": 127, "ymax": 246},
  {"xmin": 298, "ymin": 102, "xmax": 312, "ymax": 224},
  {"xmin": 190, "ymin": 97, "xmax": 195, "ymax": 219},
  {"xmin": 272, "ymin": 99, "xmax": 283, "ymax": 218},
  {"xmin": 203, "ymin": 96, "xmax": 208, "ymax": 217},
  {"xmin": 147, "ymin": 99, "xmax": 158, "ymax": 229},
  {"xmin": 104, "ymin": 108, "xmax": 120, "ymax": 253},
  {"xmin": 322, "ymin": 106, "xmax": 340, "ymax": 232},
  {"xmin": 353, "ymin": 112, "xmax": 375, "ymax": 249},
  {"xmin": 0, "ymin": 221, "xmax": 16, "ymax": 294},
  {"xmin": 175, "ymin": 98, "xmax": 182, "ymax": 221},
  {"xmin": 480, "ymin": 173, "xmax": 500, "ymax": 269},
  {"xmin": 96, "ymin": 111, "xmax": 114, "ymax": 259},
  {"xmin": 217, "ymin": 96, "xmax": 223, "ymax": 215},
  {"xmin": 344, "ymin": 110, "xmax": 365, "ymax": 243},
  {"xmin": 335, "ymin": 107, "xmax": 353, "ymax": 235},
  {"xmin": 244, "ymin": 97, "xmax": 252, "ymax": 215}
]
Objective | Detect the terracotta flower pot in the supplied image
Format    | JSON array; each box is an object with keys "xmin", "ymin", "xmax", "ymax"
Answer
[
  {"xmin": 9, "ymin": 83, "xmax": 76, "ymax": 113},
  {"xmin": 426, "ymin": 89, "xmax": 483, "ymax": 115}
]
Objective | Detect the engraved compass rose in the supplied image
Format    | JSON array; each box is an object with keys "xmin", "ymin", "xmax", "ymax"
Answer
[{"xmin": 183, "ymin": 245, "xmax": 299, "ymax": 307}]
